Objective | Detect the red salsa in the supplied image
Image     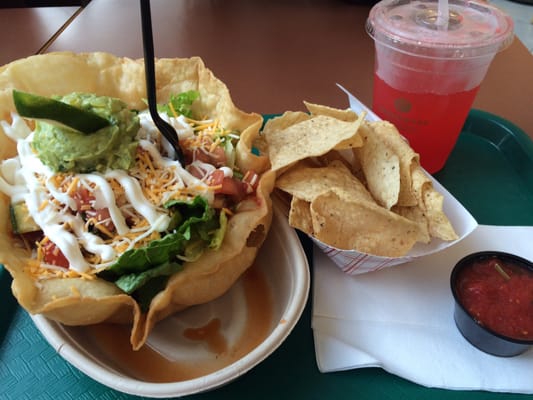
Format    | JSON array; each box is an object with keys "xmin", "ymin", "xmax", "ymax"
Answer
[{"xmin": 455, "ymin": 256, "xmax": 533, "ymax": 341}]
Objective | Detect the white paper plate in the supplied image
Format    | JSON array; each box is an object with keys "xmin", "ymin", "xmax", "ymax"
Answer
[{"xmin": 31, "ymin": 202, "xmax": 310, "ymax": 398}]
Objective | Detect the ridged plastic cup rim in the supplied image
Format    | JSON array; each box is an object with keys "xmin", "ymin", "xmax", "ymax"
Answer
[{"xmin": 366, "ymin": 0, "xmax": 515, "ymax": 60}]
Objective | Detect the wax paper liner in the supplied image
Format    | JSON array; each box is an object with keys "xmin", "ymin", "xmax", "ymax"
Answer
[
  {"xmin": 311, "ymin": 175, "xmax": 478, "ymax": 275},
  {"xmin": 309, "ymin": 86, "xmax": 478, "ymax": 275}
]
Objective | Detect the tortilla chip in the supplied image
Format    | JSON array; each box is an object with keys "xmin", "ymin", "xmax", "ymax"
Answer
[
  {"xmin": 410, "ymin": 166, "xmax": 458, "ymax": 241},
  {"xmin": 410, "ymin": 164, "xmax": 433, "ymax": 201},
  {"xmin": 288, "ymin": 197, "xmax": 314, "ymax": 235},
  {"xmin": 270, "ymin": 103, "xmax": 459, "ymax": 257},
  {"xmin": 303, "ymin": 102, "xmax": 367, "ymax": 151},
  {"xmin": 355, "ymin": 123, "xmax": 401, "ymax": 209},
  {"xmin": 392, "ymin": 205, "xmax": 431, "ymax": 243},
  {"xmin": 315, "ymin": 150, "xmax": 354, "ymax": 172},
  {"xmin": 276, "ymin": 160, "xmax": 374, "ymax": 204},
  {"xmin": 363, "ymin": 121, "xmax": 420, "ymax": 206},
  {"xmin": 310, "ymin": 191, "xmax": 421, "ymax": 257},
  {"xmin": 423, "ymin": 189, "xmax": 458, "ymax": 241},
  {"xmin": 304, "ymin": 101, "xmax": 359, "ymax": 122},
  {"xmin": 264, "ymin": 111, "xmax": 364, "ymax": 171},
  {"xmin": 267, "ymin": 101, "xmax": 458, "ymax": 258},
  {"xmin": 0, "ymin": 52, "xmax": 274, "ymax": 350},
  {"xmin": 263, "ymin": 110, "xmax": 310, "ymax": 132}
]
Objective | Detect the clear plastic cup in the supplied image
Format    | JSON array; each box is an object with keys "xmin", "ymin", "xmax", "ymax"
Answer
[{"xmin": 366, "ymin": 0, "xmax": 514, "ymax": 173}]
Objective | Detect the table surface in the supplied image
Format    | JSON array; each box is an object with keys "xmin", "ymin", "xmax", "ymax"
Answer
[
  {"xmin": 43, "ymin": 0, "xmax": 533, "ymax": 138},
  {"xmin": 0, "ymin": 6, "xmax": 80, "ymax": 67}
]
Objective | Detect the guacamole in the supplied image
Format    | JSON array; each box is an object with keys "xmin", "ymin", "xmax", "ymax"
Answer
[{"xmin": 32, "ymin": 93, "xmax": 140, "ymax": 173}]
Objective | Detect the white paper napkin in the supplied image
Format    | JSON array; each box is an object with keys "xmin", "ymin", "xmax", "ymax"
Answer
[{"xmin": 312, "ymin": 225, "xmax": 533, "ymax": 394}]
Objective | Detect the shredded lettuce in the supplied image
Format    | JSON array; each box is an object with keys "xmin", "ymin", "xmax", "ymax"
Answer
[
  {"xmin": 115, "ymin": 261, "xmax": 182, "ymax": 295},
  {"xmin": 210, "ymin": 210, "xmax": 227, "ymax": 250},
  {"xmin": 98, "ymin": 195, "xmax": 227, "ymax": 312},
  {"xmin": 157, "ymin": 90, "xmax": 200, "ymax": 118},
  {"xmin": 221, "ymin": 136, "xmax": 236, "ymax": 170}
]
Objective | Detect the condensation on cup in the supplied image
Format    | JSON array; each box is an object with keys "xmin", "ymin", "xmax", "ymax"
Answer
[{"xmin": 366, "ymin": 0, "xmax": 514, "ymax": 173}]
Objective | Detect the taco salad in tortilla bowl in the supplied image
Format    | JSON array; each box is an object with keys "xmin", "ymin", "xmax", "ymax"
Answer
[{"xmin": 0, "ymin": 52, "xmax": 275, "ymax": 350}]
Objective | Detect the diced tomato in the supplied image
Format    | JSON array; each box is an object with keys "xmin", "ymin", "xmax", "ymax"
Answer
[
  {"xmin": 219, "ymin": 177, "xmax": 246, "ymax": 202},
  {"xmin": 71, "ymin": 187, "xmax": 115, "ymax": 233},
  {"xmin": 187, "ymin": 164, "xmax": 206, "ymax": 179},
  {"xmin": 41, "ymin": 240, "xmax": 69, "ymax": 268},
  {"xmin": 207, "ymin": 146, "xmax": 227, "ymax": 167},
  {"xmin": 72, "ymin": 186, "xmax": 94, "ymax": 210},
  {"xmin": 208, "ymin": 170, "xmax": 245, "ymax": 204},
  {"xmin": 183, "ymin": 148, "xmax": 196, "ymax": 166},
  {"xmin": 193, "ymin": 148, "xmax": 212, "ymax": 164},
  {"xmin": 85, "ymin": 208, "xmax": 115, "ymax": 233},
  {"xmin": 207, "ymin": 169, "xmax": 261, "ymax": 206},
  {"xmin": 183, "ymin": 136, "xmax": 228, "ymax": 167},
  {"xmin": 208, "ymin": 169, "xmax": 225, "ymax": 186},
  {"xmin": 192, "ymin": 147, "xmax": 226, "ymax": 167}
]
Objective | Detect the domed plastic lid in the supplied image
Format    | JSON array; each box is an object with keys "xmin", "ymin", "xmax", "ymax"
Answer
[{"xmin": 366, "ymin": 0, "xmax": 514, "ymax": 59}]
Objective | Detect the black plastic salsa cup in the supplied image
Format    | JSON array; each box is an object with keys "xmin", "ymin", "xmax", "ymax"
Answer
[{"xmin": 450, "ymin": 251, "xmax": 533, "ymax": 357}]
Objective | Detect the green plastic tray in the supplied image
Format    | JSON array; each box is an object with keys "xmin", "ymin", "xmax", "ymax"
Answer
[{"xmin": 1, "ymin": 109, "xmax": 532, "ymax": 400}]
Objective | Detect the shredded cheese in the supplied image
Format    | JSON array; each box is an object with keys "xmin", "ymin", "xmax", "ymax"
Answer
[
  {"xmin": 168, "ymin": 102, "xmax": 179, "ymax": 119},
  {"xmin": 1, "ymin": 107, "xmax": 246, "ymax": 279},
  {"xmin": 67, "ymin": 176, "xmax": 79, "ymax": 195}
]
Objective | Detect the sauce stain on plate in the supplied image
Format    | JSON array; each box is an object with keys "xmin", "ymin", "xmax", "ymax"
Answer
[
  {"xmin": 78, "ymin": 264, "xmax": 273, "ymax": 383},
  {"xmin": 184, "ymin": 318, "xmax": 227, "ymax": 354}
]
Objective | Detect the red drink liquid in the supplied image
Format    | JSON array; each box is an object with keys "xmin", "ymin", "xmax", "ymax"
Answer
[{"xmin": 372, "ymin": 73, "xmax": 480, "ymax": 173}]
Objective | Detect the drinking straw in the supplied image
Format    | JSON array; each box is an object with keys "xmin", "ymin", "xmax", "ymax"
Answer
[{"xmin": 437, "ymin": 0, "xmax": 449, "ymax": 29}]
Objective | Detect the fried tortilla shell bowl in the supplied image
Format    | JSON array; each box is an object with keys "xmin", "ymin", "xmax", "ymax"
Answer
[
  {"xmin": 28, "ymin": 202, "xmax": 310, "ymax": 398},
  {"xmin": 0, "ymin": 52, "xmax": 274, "ymax": 350}
]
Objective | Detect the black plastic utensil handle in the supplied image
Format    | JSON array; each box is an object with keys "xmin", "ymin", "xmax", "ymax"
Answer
[{"xmin": 140, "ymin": 0, "xmax": 184, "ymax": 163}]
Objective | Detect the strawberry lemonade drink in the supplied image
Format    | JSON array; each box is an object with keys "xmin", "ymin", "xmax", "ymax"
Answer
[{"xmin": 366, "ymin": 0, "xmax": 514, "ymax": 173}]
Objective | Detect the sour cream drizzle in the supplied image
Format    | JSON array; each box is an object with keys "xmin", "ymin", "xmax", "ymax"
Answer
[{"xmin": 0, "ymin": 111, "xmax": 220, "ymax": 274}]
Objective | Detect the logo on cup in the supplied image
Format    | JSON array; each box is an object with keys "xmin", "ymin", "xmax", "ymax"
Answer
[{"xmin": 394, "ymin": 98, "xmax": 411, "ymax": 113}]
